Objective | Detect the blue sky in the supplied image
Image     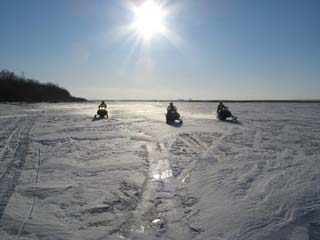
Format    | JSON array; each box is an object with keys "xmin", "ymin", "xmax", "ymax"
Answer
[{"xmin": 0, "ymin": 0, "xmax": 319, "ymax": 100}]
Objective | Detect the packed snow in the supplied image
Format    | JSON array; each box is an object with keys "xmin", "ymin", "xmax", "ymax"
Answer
[{"xmin": 0, "ymin": 102, "xmax": 320, "ymax": 240}]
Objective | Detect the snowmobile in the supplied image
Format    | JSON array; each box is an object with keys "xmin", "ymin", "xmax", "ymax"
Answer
[
  {"xmin": 166, "ymin": 111, "xmax": 183, "ymax": 124},
  {"xmin": 217, "ymin": 107, "xmax": 237, "ymax": 121},
  {"xmin": 93, "ymin": 105, "xmax": 108, "ymax": 120}
]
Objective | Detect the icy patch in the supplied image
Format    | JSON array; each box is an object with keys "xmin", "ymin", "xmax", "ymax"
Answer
[{"xmin": 152, "ymin": 168, "xmax": 173, "ymax": 180}]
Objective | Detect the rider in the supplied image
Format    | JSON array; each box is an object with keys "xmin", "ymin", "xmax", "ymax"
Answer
[
  {"xmin": 167, "ymin": 102, "xmax": 177, "ymax": 113},
  {"xmin": 167, "ymin": 102, "xmax": 180, "ymax": 122},
  {"xmin": 217, "ymin": 102, "xmax": 226, "ymax": 113},
  {"xmin": 217, "ymin": 102, "xmax": 236, "ymax": 120},
  {"xmin": 99, "ymin": 101, "xmax": 107, "ymax": 110}
]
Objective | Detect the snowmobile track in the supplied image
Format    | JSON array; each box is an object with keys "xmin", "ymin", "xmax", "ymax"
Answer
[
  {"xmin": 115, "ymin": 141, "xmax": 175, "ymax": 239},
  {"xmin": 0, "ymin": 118, "xmax": 23, "ymax": 161},
  {"xmin": 0, "ymin": 116, "xmax": 35, "ymax": 220}
]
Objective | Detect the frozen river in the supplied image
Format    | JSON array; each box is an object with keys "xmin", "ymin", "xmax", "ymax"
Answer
[{"xmin": 0, "ymin": 102, "xmax": 320, "ymax": 240}]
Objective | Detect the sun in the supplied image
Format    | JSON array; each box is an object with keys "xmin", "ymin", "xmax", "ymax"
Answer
[{"xmin": 133, "ymin": 0, "xmax": 166, "ymax": 40}]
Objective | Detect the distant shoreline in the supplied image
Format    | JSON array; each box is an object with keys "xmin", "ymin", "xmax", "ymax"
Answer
[
  {"xmin": 88, "ymin": 99, "xmax": 320, "ymax": 103},
  {"xmin": 1, "ymin": 100, "xmax": 319, "ymax": 104},
  {"xmin": 0, "ymin": 70, "xmax": 87, "ymax": 103}
]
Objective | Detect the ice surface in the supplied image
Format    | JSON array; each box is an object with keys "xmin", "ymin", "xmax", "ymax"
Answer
[{"xmin": 0, "ymin": 102, "xmax": 320, "ymax": 240}]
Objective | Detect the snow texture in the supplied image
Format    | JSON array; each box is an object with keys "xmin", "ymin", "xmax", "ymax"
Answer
[{"xmin": 0, "ymin": 102, "xmax": 320, "ymax": 240}]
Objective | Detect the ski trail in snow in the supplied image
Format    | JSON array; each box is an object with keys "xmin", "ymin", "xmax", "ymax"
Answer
[
  {"xmin": 0, "ymin": 118, "xmax": 22, "ymax": 163},
  {"xmin": 253, "ymin": 127, "xmax": 263, "ymax": 150},
  {"xmin": 0, "ymin": 127, "xmax": 21, "ymax": 177},
  {"xmin": 0, "ymin": 116, "xmax": 35, "ymax": 220},
  {"xmin": 117, "ymin": 141, "xmax": 177, "ymax": 239}
]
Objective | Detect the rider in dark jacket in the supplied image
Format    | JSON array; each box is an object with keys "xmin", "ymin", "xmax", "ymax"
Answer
[
  {"xmin": 166, "ymin": 102, "xmax": 181, "ymax": 123},
  {"xmin": 217, "ymin": 102, "xmax": 226, "ymax": 113},
  {"xmin": 217, "ymin": 102, "xmax": 236, "ymax": 120},
  {"xmin": 167, "ymin": 102, "xmax": 177, "ymax": 113}
]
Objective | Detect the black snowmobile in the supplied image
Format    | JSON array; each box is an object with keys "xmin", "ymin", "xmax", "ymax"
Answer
[
  {"xmin": 166, "ymin": 111, "xmax": 183, "ymax": 124},
  {"xmin": 217, "ymin": 106, "xmax": 237, "ymax": 121},
  {"xmin": 93, "ymin": 105, "xmax": 108, "ymax": 120}
]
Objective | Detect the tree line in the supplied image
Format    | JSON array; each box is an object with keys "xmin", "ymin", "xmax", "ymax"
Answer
[{"xmin": 0, "ymin": 70, "xmax": 86, "ymax": 102}]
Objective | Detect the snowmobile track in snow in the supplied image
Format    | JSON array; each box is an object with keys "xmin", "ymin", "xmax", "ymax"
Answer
[
  {"xmin": 114, "ymin": 140, "xmax": 178, "ymax": 239},
  {"xmin": 122, "ymin": 133, "xmax": 209, "ymax": 239},
  {"xmin": 0, "ymin": 118, "xmax": 22, "ymax": 162},
  {"xmin": 0, "ymin": 116, "xmax": 35, "ymax": 220}
]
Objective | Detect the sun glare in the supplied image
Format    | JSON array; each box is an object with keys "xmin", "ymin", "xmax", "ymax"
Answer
[{"xmin": 133, "ymin": 0, "xmax": 165, "ymax": 40}]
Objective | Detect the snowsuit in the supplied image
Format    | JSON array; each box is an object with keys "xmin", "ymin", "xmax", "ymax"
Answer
[
  {"xmin": 217, "ymin": 103, "xmax": 233, "ymax": 120},
  {"xmin": 217, "ymin": 103, "xmax": 226, "ymax": 113},
  {"xmin": 167, "ymin": 105, "xmax": 177, "ymax": 113},
  {"xmin": 167, "ymin": 104, "xmax": 180, "ymax": 122}
]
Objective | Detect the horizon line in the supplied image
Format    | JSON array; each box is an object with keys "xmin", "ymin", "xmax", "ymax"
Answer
[{"xmin": 87, "ymin": 99, "xmax": 320, "ymax": 103}]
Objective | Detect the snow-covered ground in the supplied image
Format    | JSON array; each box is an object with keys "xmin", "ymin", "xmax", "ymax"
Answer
[{"xmin": 0, "ymin": 102, "xmax": 320, "ymax": 240}]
